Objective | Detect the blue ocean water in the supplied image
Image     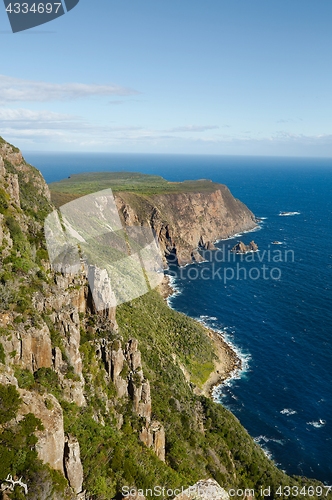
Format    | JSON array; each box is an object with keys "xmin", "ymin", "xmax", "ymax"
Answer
[{"xmin": 25, "ymin": 151, "xmax": 332, "ymax": 483}]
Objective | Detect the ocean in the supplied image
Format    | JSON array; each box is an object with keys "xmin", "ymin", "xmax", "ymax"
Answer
[{"xmin": 25, "ymin": 151, "xmax": 332, "ymax": 484}]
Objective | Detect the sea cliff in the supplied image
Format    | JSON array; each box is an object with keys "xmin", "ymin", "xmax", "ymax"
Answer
[
  {"xmin": 0, "ymin": 138, "xmax": 327, "ymax": 500},
  {"xmin": 50, "ymin": 171, "xmax": 257, "ymax": 266},
  {"xmin": 115, "ymin": 188, "xmax": 256, "ymax": 265}
]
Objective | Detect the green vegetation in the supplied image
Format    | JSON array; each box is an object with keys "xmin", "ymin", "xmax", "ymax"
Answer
[
  {"xmin": 0, "ymin": 342, "xmax": 5, "ymax": 364},
  {"xmin": 0, "ymin": 135, "xmax": 19, "ymax": 152},
  {"xmin": 1, "ymin": 139, "xmax": 330, "ymax": 499},
  {"xmin": 0, "ymin": 383, "xmax": 69, "ymax": 498},
  {"xmin": 14, "ymin": 367, "xmax": 63, "ymax": 399},
  {"xmin": 116, "ymin": 289, "xmax": 217, "ymax": 390},
  {"xmin": 0, "ymin": 384, "xmax": 22, "ymax": 424},
  {"xmin": 55, "ymin": 289, "xmax": 329, "ymax": 499},
  {"xmin": 0, "ymin": 152, "xmax": 52, "ymax": 319},
  {"xmin": 114, "ymin": 292, "xmax": 315, "ymax": 498},
  {"xmin": 49, "ymin": 171, "xmax": 221, "ymax": 207},
  {"xmin": 62, "ymin": 401, "xmax": 183, "ymax": 499}
]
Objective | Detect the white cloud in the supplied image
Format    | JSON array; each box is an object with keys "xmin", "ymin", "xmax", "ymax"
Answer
[
  {"xmin": 0, "ymin": 75, "xmax": 138, "ymax": 103},
  {"xmin": 0, "ymin": 108, "xmax": 77, "ymax": 122},
  {"xmin": 276, "ymin": 118, "xmax": 303, "ymax": 124},
  {"xmin": 2, "ymin": 109, "xmax": 332, "ymax": 156},
  {"xmin": 165, "ymin": 125, "xmax": 219, "ymax": 133}
]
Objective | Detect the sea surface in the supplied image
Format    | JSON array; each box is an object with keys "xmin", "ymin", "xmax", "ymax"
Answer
[{"xmin": 25, "ymin": 152, "xmax": 332, "ymax": 483}]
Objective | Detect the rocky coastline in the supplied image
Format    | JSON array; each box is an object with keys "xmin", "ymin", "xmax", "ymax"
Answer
[{"xmin": 159, "ymin": 275, "xmax": 241, "ymax": 398}]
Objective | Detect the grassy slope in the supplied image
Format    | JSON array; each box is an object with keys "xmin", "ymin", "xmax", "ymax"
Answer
[
  {"xmin": 113, "ymin": 291, "xmax": 326, "ymax": 499},
  {"xmin": 62, "ymin": 289, "xmax": 326, "ymax": 499}
]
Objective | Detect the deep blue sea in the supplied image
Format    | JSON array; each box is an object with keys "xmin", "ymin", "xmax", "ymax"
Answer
[{"xmin": 25, "ymin": 152, "xmax": 332, "ymax": 483}]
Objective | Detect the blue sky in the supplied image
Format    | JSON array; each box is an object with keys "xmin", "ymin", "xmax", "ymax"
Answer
[{"xmin": 1, "ymin": 0, "xmax": 332, "ymax": 156}]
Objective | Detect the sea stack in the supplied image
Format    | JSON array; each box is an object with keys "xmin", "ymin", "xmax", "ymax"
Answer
[{"xmin": 231, "ymin": 240, "xmax": 258, "ymax": 253}]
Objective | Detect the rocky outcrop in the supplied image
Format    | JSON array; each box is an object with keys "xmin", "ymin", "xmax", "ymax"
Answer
[
  {"xmin": 0, "ymin": 321, "xmax": 52, "ymax": 372},
  {"xmin": 140, "ymin": 420, "xmax": 166, "ymax": 461},
  {"xmin": 64, "ymin": 435, "xmax": 84, "ymax": 494},
  {"xmin": 173, "ymin": 479, "xmax": 229, "ymax": 500},
  {"xmin": 0, "ymin": 139, "xmax": 87, "ymax": 496},
  {"xmin": 96, "ymin": 337, "xmax": 166, "ymax": 461},
  {"xmin": 6, "ymin": 173, "xmax": 20, "ymax": 208},
  {"xmin": 19, "ymin": 390, "xmax": 65, "ymax": 473},
  {"xmin": 231, "ymin": 240, "xmax": 258, "ymax": 253},
  {"xmin": 0, "ymin": 139, "xmax": 51, "ymax": 202},
  {"xmin": 16, "ymin": 390, "xmax": 85, "ymax": 497},
  {"xmin": 115, "ymin": 188, "xmax": 256, "ymax": 266},
  {"xmin": 87, "ymin": 266, "xmax": 117, "ymax": 314},
  {"xmin": 0, "ymin": 275, "xmax": 88, "ymax": 407}
]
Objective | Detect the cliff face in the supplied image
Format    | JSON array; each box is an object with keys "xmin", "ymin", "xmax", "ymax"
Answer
[
  {"xmin": 0, "ymin": 139, "xmax": 88, "ymax": 498},
  {"xmin": 1, "ymin": 139, "xmax": 317, "ymax": 500},
  {"xmin": 115, "ymin": 188, "xmax": 256, "ymax": 265},
  {"xmin": 0, "ymin": 138, "xmax": 165, "ymax": 498}
]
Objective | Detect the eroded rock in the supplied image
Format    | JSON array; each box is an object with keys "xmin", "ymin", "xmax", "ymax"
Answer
[
  {"xmin": 19, "ymin": 390, "xmax": 65, "ymax": 473},
  {"xmin": 231, "ymin": 240, "xmax": 258, "ymax": 254},
  {"xmin": 64, "ymin": 435, "xmax": 84, "ymax": 494},
  {"xmin": 173, "ymin": 479, "xmax": 229, "ymax": 500}
]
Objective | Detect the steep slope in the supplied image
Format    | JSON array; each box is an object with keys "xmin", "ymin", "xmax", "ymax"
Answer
[{"xmin": 0, "ymin": 138, "xmax": 328, "ymax": 500}]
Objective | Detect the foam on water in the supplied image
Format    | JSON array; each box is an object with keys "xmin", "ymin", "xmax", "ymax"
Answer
[
  {"xmin": 307, "ymin": 420, "xmax": 326, "ymax": 429},
  {"xmin": 280, "ymin": 408, "xmax": 297, "ymax": 416},
  {"xmin": 279, "ymin": 211, "xmax": 301, "ymax": 216}
]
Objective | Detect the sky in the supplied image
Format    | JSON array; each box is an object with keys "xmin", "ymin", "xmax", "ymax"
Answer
[{"xmin": 1, "ymin": 0, "xmax": 332, "ymax": 156}]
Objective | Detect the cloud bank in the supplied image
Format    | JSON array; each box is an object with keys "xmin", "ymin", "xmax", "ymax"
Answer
[
  {"xmin": 165, "ymin": 125, "xmax": 219, "ymax": 132},
  {"xmin": 0, "ymin": 75, "xmax": 138, "ymax": 102}
]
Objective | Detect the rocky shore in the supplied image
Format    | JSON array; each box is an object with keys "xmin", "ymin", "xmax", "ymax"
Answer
[
  {"xmin": 158, "ymin": 276, "xmax": 241, "ymax": 398},
  {"xmin": 201, "ymin": 328, "xmax": 241, "ymax": 397}
]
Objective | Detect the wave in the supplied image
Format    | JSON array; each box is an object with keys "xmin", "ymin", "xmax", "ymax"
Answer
[
  {"xmin": 165, "ymin": 279, "xmax": 252, "ymax": 403},
  {"xmin": 253, "ymin": 435, "xmax": 285, "ymax": 462},
  {"xmin": 279, "ymin": 211, "xmax": 301, "ymax": 216},
  {"xmin": 209, "ymin": 326, "xmax": 252, "ymax": 396},
  {"xmin": 280, "ymin": 408, "xmax": 297, "ymax": 416},
  {"xmin": 254, "ymin": 435, "xmax": 284, "ymax": 446},
  {"xmin": 215, "ymin": 223, "xmax": 263, "ymax": 243},
  {"xmin": 165, "ymin": 274, "xmax": 183, "ymax": 304},
  {"xmin": 199, "ymin": 315, "xmax": 218, "ymax": 321},
  {"xmin": 307, "ymin": 420, "xmax": 326, "ymax": 429},
  {"xmin": 182, "ymin": 312, "xmax": 252, "ymax": 394},
  {"xmin": 253, "ymin": 437, "xmax": 274, "ymax": 460}
]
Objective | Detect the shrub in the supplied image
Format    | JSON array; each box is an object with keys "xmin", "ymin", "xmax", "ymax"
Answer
[
  {"xmin": 0, "ymin": 283, "xmax": 14, "ymax": 311},
  {"xmin": 5, "ymin": 215, "xmax": 22, "ymax": 241},
  {"xmin": 0, "ymin": 188, "xmax": 9, "ymax": 213},
  {"xmin": 0, "ymin": 342, "xmax": 5, "ymax": 364},
  {"xmin": 34, "ymin": 367, "xmax": 62, "ymax": 399},
  {"xmin": 15, "ymin": 368, "xmax": 35, "ymax": 390},
  {"xmin": 0, "ymin": 384, "xmax": 22, "ymax": 424}
]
